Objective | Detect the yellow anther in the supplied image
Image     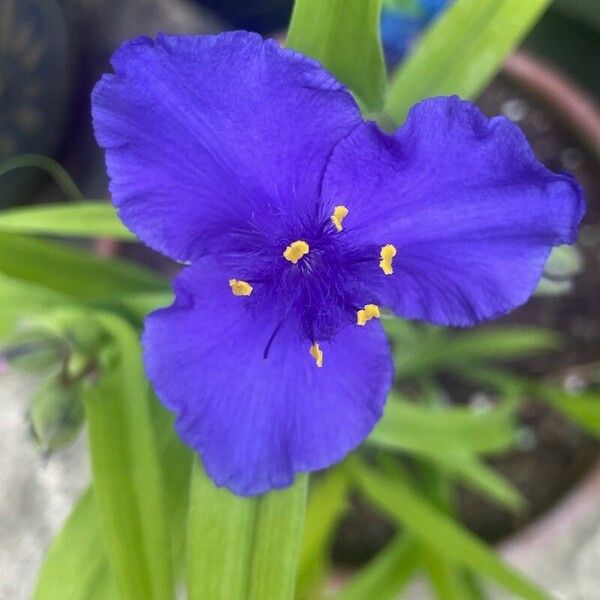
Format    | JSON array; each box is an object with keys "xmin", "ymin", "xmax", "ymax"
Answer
[
  {"xmin": 283, "ymin": 240, "xmax": 310, "ymax": 264},
  {"xmin": 357, "ymin": 304, "xmax": 380, "ymax": 326},
  {"xmin": 229, "ymin": 279, "xmax": 253, "ymax": 296},
  {"xmin": 309, "ymin": 343, "xmax": 323, "ymax": 368},
  {"xmin": 331, "ymin": 205, "xmax": 349, "ymax": 232},
  {"xmin": 379, "ymin": 244, "xmax": 397, "ymax": 275}
]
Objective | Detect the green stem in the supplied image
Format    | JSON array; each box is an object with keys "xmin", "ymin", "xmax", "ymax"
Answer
[{"xmin": 0, "ymin": 154, "xmax": 83, "ymax": 201}]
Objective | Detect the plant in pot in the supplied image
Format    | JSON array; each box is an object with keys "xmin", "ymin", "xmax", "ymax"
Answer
[{"xmin": 0, "ymin": 1, "xmax": 598, "ymax": 599}]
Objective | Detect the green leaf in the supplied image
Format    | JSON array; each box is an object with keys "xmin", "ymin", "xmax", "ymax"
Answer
[
  {"xmin": 34, "ymin": 489, "xmax": 118, "ymax": 600},
  {"xmin": 334, "ymin": 535, "xmax": 420, "ymax": 600},
  {"xmin": 368, "ymin": 394, "xmax": 518, "ymax": 455},
  {"xmin": 187, "ymin": 461, "xmax": 307, "ymax": 600},
  {"xmin": 149, "ymin": 398, "xmax": 193, "ymax": 569},
  {"xmin": 432, "ymin": 453, "xmax": 525, "ymax": 511},
  {"xmin": 538, "ymin": 387, "xmax": 600, "ymax": 438},
  {"xmin": 297, "ymin": 469, "xmax": 349, "ymax": 598},
  {"xmin": 0, "ymin": 233, "xmax": 166, "ymax": 301},
  {"xmin": 0, "ymin": 202, "xmax": 134, "ymax": 239},
  {"xmin": 387, "ymin": 325, "xmax": 559, "ymax": 380},
  {"xmin": 248, "ymin": 474, "xmax": 308, "ymax": 599},
  {"xmin": 187, "ymin": 461, "xmax": 258, "ymax": 600},
  {"xmin": 286, "ymin": 0, "xmax": 386, "ymax": 111},
  {"xmin": 421, "ymin": 548, "xmax": 471, "ymax": 600},
  {"xmin": 352, "ymin": 461, "xmax": 550, "ymax": 600},
  {"xmin": 35, "ymin": 399, "xmax": 192, "ymax": 600},
  {"xmin": 84, "ymin": 314, "xmax": 173, "ymax": 599},
  {"xmin": 383, "ymin": 0, "xmax": 552, "ymax": 123}
]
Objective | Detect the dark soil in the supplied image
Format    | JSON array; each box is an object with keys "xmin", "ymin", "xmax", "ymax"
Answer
[{"xmin": 333, "ymin": 71, "xmax": 600, "ymax": 565}]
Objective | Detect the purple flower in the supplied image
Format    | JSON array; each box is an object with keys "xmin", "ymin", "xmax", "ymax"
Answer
[{"xmin": 92, "ymin": 31, "xmax": 584, "ymax": 495}]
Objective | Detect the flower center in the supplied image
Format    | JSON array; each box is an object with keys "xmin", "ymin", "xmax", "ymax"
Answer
[{"xmin": 226, "ymin": 205, "xmax": 396, "ymax": 366}]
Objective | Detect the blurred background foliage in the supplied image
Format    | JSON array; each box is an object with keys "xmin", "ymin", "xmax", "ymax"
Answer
[{"xmin": 1, "ymin": 0, "xmax": 599, "ymax": 599}]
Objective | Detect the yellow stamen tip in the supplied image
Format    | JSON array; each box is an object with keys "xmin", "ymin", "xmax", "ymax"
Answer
[
  {"xmin": 331, "ymin": 205, "xmax": 349, "ymax": 232},
  {"xmin": 379, "ymin": 244, "xmax": 397, "ymax": 275},
  {"xmin": 283, "ymin": 240, "xmax": 310, "ymax": 264},
  {"xmin": 229, "ymin": 279, "xmax": 253, "ymax": 296},
  {"xmin": 309, "ymin": 343, "xmax": 323, "ymax": 368},
  {"xmin": 357, "ymin": 304, "xmax": 380, "ymax": 326}
]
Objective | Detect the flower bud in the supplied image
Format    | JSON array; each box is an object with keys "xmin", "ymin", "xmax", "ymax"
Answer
[
  {"xmin": 2, "ymin": 330, "xmax": 64, "ymax": 373},
  {"xmin": 28, "ymin": 376, "xmax": 84, "ymax": 454}
]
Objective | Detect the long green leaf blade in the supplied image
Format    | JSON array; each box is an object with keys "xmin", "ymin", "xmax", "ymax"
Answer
[
  {"xmin": 34, "ymin": 489, "xmax": 118, "ymax": 600},
  {"xmin": 84, "ymin": 314, "xmax": 173, "ymax": 599},
  {"xmin": 187, "ymin": 461, "xmax": 258, "ymax": 600},
  {"xmin": 248, "ymin": 474, "xmax": 308, "ymax": 599},
  {"xmin": 0, "ymin": 202, "xmax": 133, "ymax": 239},
  {"xmin": 353, "ymin": 462, "xmax": 550, "ymax": 600},
  {"xmin": 297, "ymin": 469, "xmax": 349, "ymax": 598},
  {"xmin": 369, "ymin": 394, "xmax": 518, "ymax": 455},
  {"xmin": 35, "ymin": 400, "xmax": 192, "ymax": 600},
  {"xmin": 538, "ymin": 387, "xmax": 600, "ymax": 438},
  {"xmin": 187, "ymin": 461, "xmax": 307, "ymax": 600},
  {"xmin": 421, "ymin": 548, "xmax": 471, "ymax": 600},
  {"xmin": 334, "ymin": 535, "xmax": 420, "ymax": 600},
  {"xmin": 286, "ymin": 0, "xmax": 386, "ymax": 111},
  {"xmin": 387, "ymin": 325, "xmax": 558, "ymax": 380},
  {"xmin": 433, "ymin": 453, "xmax": 525, "ymax": 511},
  {"xmin": 384, "ymin": 0, "xmax": 551, "ymax": 123},
  {"xmin": 0, "ymin": 233, "xmax": 165, "ymax": 300}
]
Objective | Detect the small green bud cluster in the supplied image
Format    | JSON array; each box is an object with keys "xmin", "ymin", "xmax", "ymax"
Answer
[{"xmin": 1, "ymin": 313, "xmax": 106, "ymax": 454}]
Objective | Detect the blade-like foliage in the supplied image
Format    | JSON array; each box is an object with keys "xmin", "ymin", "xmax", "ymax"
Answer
[
  {"xmin": 334, "ymin": 535, "xmax": 420, "ymax": 600},
  {"xmin": 0, "ymin": 234, "xmax": 165, "ymax": 301},
  {"xmin": 369, "ymin": 394, "xmax": 518, "ymax": 455},
  {"xmin": 384, "ymin": 0, "xmax": 551, "ymax": 123},
  {"xmin": 34, "ymin": 489, "xmax": 118, "ymax": 600},
  {"xmin": 286, "ymin": 0, "xmax": 386, "ymax": 111},
  {"xmin": 0, "ymin": 202, "xmax": 133, "ymax": 239},
  {"xmin": 352, "ymin": 461, "xmax": 550, "ymax": 600},
  {"xmin": 187, "ymin": 462, "xmax": 307, "ymax": 600},
  {"xmin": 84, "ymin": 314, "xmax": 173, "ymax": 599}
]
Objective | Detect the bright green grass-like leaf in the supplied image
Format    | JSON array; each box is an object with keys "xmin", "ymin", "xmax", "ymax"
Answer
[
  {"xmin": 187, "ymin": 462, "xmax": 307, "ymax": 600},
  {"xmin": 383, "ymin": 0, "xmax": 551, "ymax": 123},
  {"xmin": 352, "ymin": 462, "xmax": 550, "ymax": 600},
  {"xmin": 84, "ymin": 314, "xmax": 173, "ymax": 599},
  {"xmin": 34, "ymin": 489, "xmax": 118, "ymax": 600},
  {"xmin": 248, "ymin": 474, "xmax": 308, "ymax": 599},
  {"xmin": 368, "ymin": 395, "xmax": 524, "ymax": 509},
  {"xmin": 0, "ymin": 202, "xmax": 134, "ymax": 239},
  {"xmin": 0, "ymin": 233, "xmax": 165, "ymax": 301},
  {"xmin": 385, "ymin": 324, "xmax": 559, "ymax": 380},
  {"xmin": 187, "ymin": 461, "xmax": 258, "ymax": 600},
  {"xmin": 286, "ymin": 0, "xmax": 386, "ymax": 111},
  {"xmin": 538, "ymin": 387, "xmax": 600, "ymax": 438},
  {"xmin": 433, "ymin": 453, "xmax": 525, "ymax": 511},
  {"xmin": 334, "ymin": 535, "xmax": 420, "ymax": 600},
  {"xmin": 369, "ymin": 394, "xmax": 518, "ymax": 454},
  {"xmin": 297, "ymin": 469, "xmax": 349, "ymax": 598},
  {"xmin": 35, "ymin": 398, "xmax": 192, "ymax": 600},
  {"xmin": 460, "ymin": 366, "xmax": 600, "ymax": 441},
  {"xmin": 421, "ymin": 548, "xmax": 472, "ymax": 600}
]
